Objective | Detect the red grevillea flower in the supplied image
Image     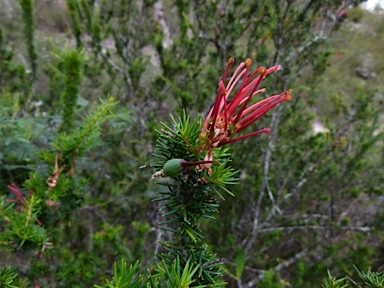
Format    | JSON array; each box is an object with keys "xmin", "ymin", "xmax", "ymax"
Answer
[
  {"xmin": 200, "ymin": 57, "xmax": 292, "ymax": 150},
  {"xmin": 7, "ymin": 183, "xmax": 43, "ymax": 226},
  {"xmin": 7, "ymin": 183, "xmax": 25, "ymax": 207}
]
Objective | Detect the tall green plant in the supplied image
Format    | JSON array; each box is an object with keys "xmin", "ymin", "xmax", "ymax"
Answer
[
  {"xmin": 19, "ymin": 0, "xmax": 37, "ymax": 80},
  {"xmin": 149, "ymin": 114, "xmax": 235, "ymax": 286},
  {"xmin": 0, "ymin": 28, "xmax": 28, "ymax": 93},
  {"xmin": 56, "ymin": 48, "xmax": 86, "ymax": 133}
]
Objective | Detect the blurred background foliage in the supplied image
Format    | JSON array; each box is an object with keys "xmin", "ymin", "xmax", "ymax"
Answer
[{"xmin": 0, "ymin": 0, "xmax": 384, "ymax": 287}]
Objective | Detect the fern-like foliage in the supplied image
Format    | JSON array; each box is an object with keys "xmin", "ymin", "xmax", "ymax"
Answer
[
  {"xmin": 53, "ymin": 96, "xmax": 117, "ymax": 170},
  {"xmin": 1, "ymin": 97, "xmax": 117, "ymax": 252}
]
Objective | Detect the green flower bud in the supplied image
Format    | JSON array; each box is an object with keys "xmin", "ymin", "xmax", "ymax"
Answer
[
  {"xmin": 162, "ymin": 159, "xmax": 186, "ymax": 177},
  {"xmin": 161, "ymin": 158, "xmax": 214, "ymax": 178}
]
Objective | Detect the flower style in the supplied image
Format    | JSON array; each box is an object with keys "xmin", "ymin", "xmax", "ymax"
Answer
[{"xmin": 200, "ymin": 58, "xmax": 292, "ymax": 151}]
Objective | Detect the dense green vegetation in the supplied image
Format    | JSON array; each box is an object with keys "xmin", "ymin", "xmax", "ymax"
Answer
[{"xmin": 1, "ymin": 0, "xmax": 384, "ymax": 287}]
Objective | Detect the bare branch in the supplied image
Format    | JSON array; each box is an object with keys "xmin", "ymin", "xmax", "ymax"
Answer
[
  {"xmin": 257, "ymin": 225, "xmax": 372, "ymax": 234},
  {"xmin": 274, "ymin": 249, "xmax": 309, "ymax": 272},
  {"xmin": 346, "ymin": 275, "xmax": 363, "ymax": 288},
  {"xmin": 82, "ymin": 205, "xmax": 106, "ymax": 223},
  {"xmin": 246, "ymin": 249, "xmax": 309, "ymax": 287},
  {"xmin": 242, "ymin": 105, "xmax": 283, "ymax": 251},
  {"xmin": 100, "ymin": 51, "xmax": 135, "ymax": 98}
]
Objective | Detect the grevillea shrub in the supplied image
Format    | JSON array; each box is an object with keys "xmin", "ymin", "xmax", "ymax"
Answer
[{"xmin": 1, "ymin": 1, "xmax": 384, "ymax": 287}]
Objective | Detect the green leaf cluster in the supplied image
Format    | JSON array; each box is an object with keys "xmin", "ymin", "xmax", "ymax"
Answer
[
  {"xmin": 0, "ymin": 267, "xmax": 19, "ymax": 288},
  {"xmin": 94, "ymin": 260, "xmax": 144, "ymax": 288},
  {"xmin": 323, "ymin": 267, "xmax": 384, "ymax": 288},
  {"xmin": 0, "ymin": 97, "xmax": 117, "ymax": 254},
  {"xmin": 149, "ymin": 112, "xmax": 237, "ymax": 286}
]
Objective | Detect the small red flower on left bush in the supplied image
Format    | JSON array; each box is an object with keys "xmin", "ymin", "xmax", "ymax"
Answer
[{"xmin": 7, "ymin": 183, "xmax": 42, "ymax": 226}]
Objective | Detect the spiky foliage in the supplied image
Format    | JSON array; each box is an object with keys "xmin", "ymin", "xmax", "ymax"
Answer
[
  {"xmin": 0, "ymin": 97, "xmax": 117, "ymax": 253},
  {"xmin": 323, "ymin": 267, "xmax": 384, "ymax": 288},
  {"xmin": 0, "ymin": 267, "xmax": 18, "ymax": 288},
  {"xmin": 150, "ymin": 256, "xmax": 222, "ymax": 288},
  {"xmin": 94, "ymin": 260, "xmax": 144, "ymax": 288},
  {"xmin": 354, "ymin": 266, "xmax": 384, "ymax": 287},
  {"xmin": 322, "ymin": 270, "xmax": 348, "ymax": 288},
  {"xmin": 150, "ymin": 112, "xmax": 237, "ymax": 286}
]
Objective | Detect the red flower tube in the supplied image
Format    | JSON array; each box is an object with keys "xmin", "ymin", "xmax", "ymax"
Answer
[{"xmin": 200, "ymin": 58, "xmax": 292, "ymax": 150}]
